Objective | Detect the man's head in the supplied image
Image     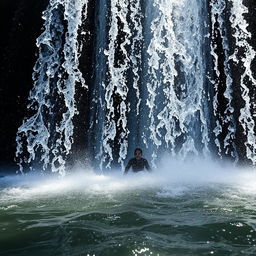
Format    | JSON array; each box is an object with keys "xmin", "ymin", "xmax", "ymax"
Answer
[{"xmin": 134, "ymin": 148, "xmax": 142, "ymax": 159}]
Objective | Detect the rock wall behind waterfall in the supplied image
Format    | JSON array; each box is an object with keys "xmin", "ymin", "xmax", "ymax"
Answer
[{"xmin": 0, "ymin": 0, "xmax": 48, "ymax": 167}]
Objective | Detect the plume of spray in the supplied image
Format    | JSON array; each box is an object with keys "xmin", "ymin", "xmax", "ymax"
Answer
[{"xmin": 1, "ymin": 157, "xmax": 256, "ymax": 202}]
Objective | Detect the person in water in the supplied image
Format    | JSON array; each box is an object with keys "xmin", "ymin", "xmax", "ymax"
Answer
[{"xmin": 124, "ymin": 148, "xmax": 151, "ymax": 174}]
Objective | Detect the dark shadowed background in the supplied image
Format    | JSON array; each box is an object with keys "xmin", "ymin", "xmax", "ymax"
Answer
[{"xmin": 0, "ymin": 0, "xmax": 48, "ymax": 167}]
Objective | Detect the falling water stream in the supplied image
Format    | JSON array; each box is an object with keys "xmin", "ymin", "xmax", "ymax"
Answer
[{"xmin": 1, "ymin": 0, "xmax": 256, "ymax": 255}]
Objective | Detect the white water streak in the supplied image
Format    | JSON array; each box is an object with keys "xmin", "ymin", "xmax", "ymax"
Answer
[
  {"xmin": 130, "ymin": 1, "xmax": 143, "ymax": 115},
  {"xmin": 102, "ymin": 0, "xmax": 132, "ymax": 169},
  {"xmin": 146, "ymin": 0, "xmax": 209, "ymax": 163},
  {"xmin": 230, "ymin": 0, "xmax": 256, "ymax": 164},
  {"xmin": 210, "ymin": 0, "xmax": 238, "ymax": 160},
  {"xmin": 16, "ymin": 0, "xmax": 87, "ymax": 175}
]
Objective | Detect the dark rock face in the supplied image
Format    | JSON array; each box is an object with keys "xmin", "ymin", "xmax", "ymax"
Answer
[{"xmin": 0, "ymin": 0, "xmax": 49, "ymax": 165}]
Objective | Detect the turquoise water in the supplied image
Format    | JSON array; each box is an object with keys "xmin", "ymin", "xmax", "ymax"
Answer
[{"xmin": 1, "ymin": 163, "xmax": 256, "ymax": 256}]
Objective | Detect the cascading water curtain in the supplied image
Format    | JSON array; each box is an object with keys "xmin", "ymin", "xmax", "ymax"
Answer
[
  {"xmin": 100, "ymin": 0, "xmax": 132, "ymax": 170},
  {"xmin": 209, "ymin": 0, "xmax": 256, "ymax": 165},
  {"xmin": 230, "ymin": 1, "xmax": 256, "ymax": 165},
  {"xmin": 16, "ymin": 0, "xmax": 88, "ymax": 175},
  {"xmin": 90, "ymin": 0, "xmax": 211, "ymax": 170},
  {"xmin": 88, "ymin": 0, "xmax": 144, "ymax": 171},
  {"xmin": 16, "ymin": 0, "xmax": 256, "ymax": 174},
  {"xmin": 210, "ymin": 0, "xmax": 238, "ymax": 160},
  {"xmin": 142, "ymin": 0, "xmax": 210, "ymax": 166}
]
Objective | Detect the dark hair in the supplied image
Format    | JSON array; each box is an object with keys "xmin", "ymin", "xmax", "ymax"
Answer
[{"xmin": 134, "ymin": 148, "xmax": 142, "ymax": 155}]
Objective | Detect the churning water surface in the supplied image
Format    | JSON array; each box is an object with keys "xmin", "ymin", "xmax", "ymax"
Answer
[{"xmin": 1, "ymin": 160, "xmax": 256, "ymax": 256}]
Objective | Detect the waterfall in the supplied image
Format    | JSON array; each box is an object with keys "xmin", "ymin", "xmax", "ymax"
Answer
[
  {"xmin": 210, "ymin": 0, "xmax": 238, "ymax": 160},
  {"xmin": 229, "ymin": 0, "xmax": 256, "ymax": 165},
  {"xmin": 16, "ymin": 0, "xmax": 88, "ymax": 175},
  {"xmin": 16, "ymin": 0, "xmax": 256, "ymax": 174},
  {"xmin": 143, "ymin": 0, "xmax": 210, "ymax": 165},
  {"xmin": 209, "ymin": 0, "xmax": 256, "ymax": 164}
]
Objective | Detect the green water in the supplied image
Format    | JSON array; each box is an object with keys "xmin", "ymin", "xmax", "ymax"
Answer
[{"xmin": 1, "ymin": 170, "xmax": 256, "ymax": 256}]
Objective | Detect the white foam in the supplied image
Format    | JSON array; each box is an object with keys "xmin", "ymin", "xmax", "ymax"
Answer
[{"xmin": 1, "ymin": 159, "xmax": 256, "ymax": 203}]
